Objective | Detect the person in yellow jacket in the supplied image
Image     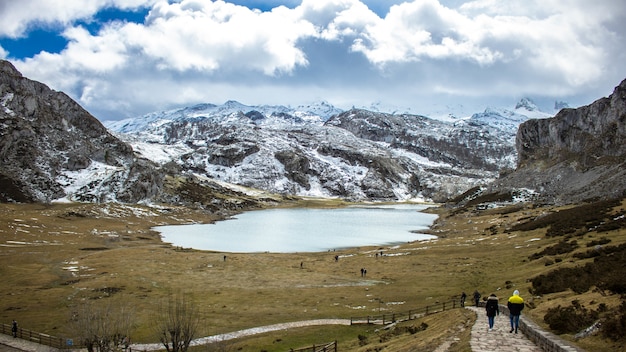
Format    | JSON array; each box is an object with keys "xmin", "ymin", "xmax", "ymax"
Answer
[{"xmin": 507, "ymin": 290, "xmax": 524, "ymax": 333}]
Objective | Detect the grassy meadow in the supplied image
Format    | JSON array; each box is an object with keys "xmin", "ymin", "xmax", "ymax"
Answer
[{"xmin": 0, "ymin": 197, "xmax": 625, "ymax": 351}]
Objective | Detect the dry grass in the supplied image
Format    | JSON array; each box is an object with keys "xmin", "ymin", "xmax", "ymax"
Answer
[{"xmin": 0, "ymin": 198, "xmax": 625, "ymax": 351}]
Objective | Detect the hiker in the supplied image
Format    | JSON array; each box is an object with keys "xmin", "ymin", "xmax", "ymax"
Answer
[
  {"xmin": 460, "ymin": 292, "xmax": 467, "ymax": 307},
  {"xmin": 473, "ymin": 290, "xmax": 481, "ymax": 306},
  {"xmin": 485, "ymin": 293, "xmax": 499, "ymax": 331},
  {"xmin": 11, "ymin": 320, "xmax": 17, "ymax": 338},
  {"xmin": 508, "ymin": 290, "xmax": 525, "ymax": 333}
]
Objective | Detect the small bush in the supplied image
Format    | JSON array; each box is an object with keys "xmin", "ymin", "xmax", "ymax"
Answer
[
  {"xmin": 531, "ymin": 267, "xmax": 594, "ymax": 295},
  {"xmin": 544, "ymin": 301, "xmax": 598, "ymax": 334},
  {"xmin": 602, "ymin": 301, "xmax": 626, "ymax": 341},
  {"xmin": 357, "ymin": 334, "xmax": 369, "ymax": 346},
  {"xmin": 529, "ymin": 240, "xmax": 578, "ymax": 260},
  {"xmin": 510, "ymin": 199, "xmax": 621, "ymax": 236},
  {"xmin": 587, "ymin": 237, "xmax": 612, "ymax": 247},
  {"xmin": 531, "ymin": 243, "xmax": 626, "ymax": 295}
]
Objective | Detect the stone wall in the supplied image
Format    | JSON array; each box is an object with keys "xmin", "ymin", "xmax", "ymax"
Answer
[{"xmin": 500, "ymin": 304, "xmax": 585, "ymax": 352}]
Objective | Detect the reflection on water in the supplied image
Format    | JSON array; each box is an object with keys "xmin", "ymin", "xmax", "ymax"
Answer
[{"xmin": 155, "ymin": 204, "xmax": 438, "ymax": 253}]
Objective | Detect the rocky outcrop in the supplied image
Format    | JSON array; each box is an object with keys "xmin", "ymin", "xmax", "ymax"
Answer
[
  {"xmin": 327, "ymin": 109, "xmax": 515, "ymax": 172},
  {"xmin": 517, "ymin": 78, "xmax": 626, "ymax": 167},
  {"xmin": 0, "ymin": 60, "xmax": 163, "ymax": 203},
  {"xmin": 491, "ymin": 78, "xmax": 626, "ymax": 204}
]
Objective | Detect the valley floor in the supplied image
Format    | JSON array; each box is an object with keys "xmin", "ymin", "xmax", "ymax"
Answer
[{"xmin": 0, "ymin": 198, "xmax": 625, "ymax": 351}]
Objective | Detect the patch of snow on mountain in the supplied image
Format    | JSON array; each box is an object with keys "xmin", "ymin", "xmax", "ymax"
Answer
[
  {"xmin": 132, "ymin": 140, "xmax": 193, "ymax": 164},
  {"xmin": 105, "ymin": 100, "xmax": 343, "ymax": 134},
  {"xmin": 55, "ymin": 161, "xmax": 123, "ymax": 202},
  {"xmin": 466, "ymin": 98, "xmax": 553, "ymax": 139}
]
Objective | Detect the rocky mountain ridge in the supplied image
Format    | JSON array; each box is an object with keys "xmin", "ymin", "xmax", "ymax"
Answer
[
  {"xmin": 105, "ymin": 96, "xmax": 555, "ymax": 202},
  {"xmin": 482, "ymin": 78, "xmax": 626, "ymax": 204}
]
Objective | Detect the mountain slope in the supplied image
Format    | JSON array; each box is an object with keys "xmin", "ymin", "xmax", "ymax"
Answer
[
  {"xmin": 485, "ymin": 78, "xmax": 626, "ymax": 204},
  {"xmin": 0, "ymin": 60, "xmax": 163, "ymax": 203}
]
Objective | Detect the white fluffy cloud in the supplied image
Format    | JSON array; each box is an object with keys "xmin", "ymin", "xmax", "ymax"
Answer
[
  {"xmin": 4, "ymin": 0, "xmax": 626, "ymax": 120},
  {"xmin": 0, "ymin": 0, "xmax": 159, "ymax": 37}
]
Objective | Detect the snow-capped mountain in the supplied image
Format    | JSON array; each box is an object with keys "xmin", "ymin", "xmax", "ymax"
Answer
[
  {"xmin": 466, "ymin": 97, "xmax": 554, "ymax": 140},
  {"xmin": 104, "ymin": 97, "xmax": 552, "ymax": 202},
  {"xmin": 106, "ymin": 100, "xmax": 342, "ymax": 135}
]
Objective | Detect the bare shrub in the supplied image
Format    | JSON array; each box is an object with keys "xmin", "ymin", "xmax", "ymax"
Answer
[
  {"xmin": 153, "ymin": 294, "xmax": 200, "ymax": 352},
  {"xmin": 70, "ymin": 297, "xmax": 134, "ymax": 352}
]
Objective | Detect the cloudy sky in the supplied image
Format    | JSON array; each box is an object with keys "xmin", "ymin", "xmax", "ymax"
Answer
[{"xmin": 1, "ymin": 0, "xmax": 625, "ymax": 121}]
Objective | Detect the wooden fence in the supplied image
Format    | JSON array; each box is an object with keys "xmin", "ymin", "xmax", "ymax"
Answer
[
  {"xmin": 289, "ymin": 340, "xmax": 337, "ymax": 352},
  {"xmin": 0, "ymin": 323, "xmax": 73, "ymax": 349},
  {"xmin": 350, "ymin": 299, "xmax": 458, "ymax": 325}
]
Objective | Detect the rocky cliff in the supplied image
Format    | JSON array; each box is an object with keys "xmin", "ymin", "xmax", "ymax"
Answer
[
  {"xmin": 0, "ymin": 60, "xmax": 162, "ymax": 203},
  {"xmin": 517, "ymin": 78, "xmax": 626, "ymax": 167},
  {"xmin": 490, "ymin": 78, "xmax": 626, "ymax": 204}
]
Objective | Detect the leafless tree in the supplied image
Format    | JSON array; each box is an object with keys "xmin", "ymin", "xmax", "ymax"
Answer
[
  {"xmin": 153, "ymin": 294, "xmax": 200, "ymax": 352},
  {"xmin": 70, "ymin": 297, "xmax": 134, "ymax": 352}
]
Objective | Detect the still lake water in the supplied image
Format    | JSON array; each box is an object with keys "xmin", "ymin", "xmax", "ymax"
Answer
[{"xmin": 155, "ymin": 204, "xmax": 438, "ymax": 253}]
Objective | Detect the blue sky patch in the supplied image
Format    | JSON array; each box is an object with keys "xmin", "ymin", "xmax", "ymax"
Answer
[
  {"xmin": 1, "ymin": 29, "xmax": 67, "ymax": 58},
  {"xmin": 78, "ymin": 7, "xmax": 149, "ymax": 35},
  {"xmin": 0, "ymin": 7, "xmax": 148, "ymax": 59}
]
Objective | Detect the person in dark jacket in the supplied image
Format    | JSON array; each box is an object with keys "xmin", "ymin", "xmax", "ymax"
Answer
[
  {"xmin": 507, "ymin": 290, "xmax": 524, "ymax": 333},
  {"xmin": 485, "ymin": 293, "xmax": 499, "ymax": 331},
  {"xmin": 473, "ymin": 290, "xmax": 481, "ymax": 306}
]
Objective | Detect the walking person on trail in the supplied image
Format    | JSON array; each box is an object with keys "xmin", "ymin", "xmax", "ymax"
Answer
[
  {"xmin": 460, "ymin": 291, "xmax": 467, "ymax": 307},
  {"xmin": 473, "ymin": 290, "xmax": 481, "ymax": 307},
  {"xmin": 485, "ymin": 293, "xmax": 499, "ymax": 331},
  {"xmin": 11, "ymin": 320, "xmax": 17, "ymax": 338},
  {"xmin": 508, "ymin": 290, "xmax": 525, "ymax": 333}
]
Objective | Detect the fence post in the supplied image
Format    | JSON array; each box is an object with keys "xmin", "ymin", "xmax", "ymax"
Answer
[
  {"xmin": 426, "ymin": 305, "xmax": 429, "ymax": 315},
  {"xmin": 443, "ymin": 302, "xmax": 446, "ymax": 311}
]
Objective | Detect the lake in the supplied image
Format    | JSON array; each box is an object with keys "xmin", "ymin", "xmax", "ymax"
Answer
[{"xmin": 155, "ymin": 203, "xmax": 438, "ymax": 253}]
